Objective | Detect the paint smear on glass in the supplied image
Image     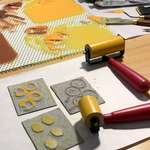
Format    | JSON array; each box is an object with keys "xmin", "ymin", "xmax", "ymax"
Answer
[{"xmin": 24, "ymin": 0, "xmax": 85, "ymax": 23}]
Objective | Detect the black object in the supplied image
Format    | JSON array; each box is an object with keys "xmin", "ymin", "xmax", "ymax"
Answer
[
  {"xmin": 137, "ymin": 5, "xmax": 150, "ymax": 15},
  {"xmin": 90, "ymin": 117, "xmax": 100, "ymax": 133}
]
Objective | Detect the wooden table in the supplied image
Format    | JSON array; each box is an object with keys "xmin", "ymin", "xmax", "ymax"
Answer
[{"xmin": 121, "ymin": 35, "xmax": 150, "ymax": 149}]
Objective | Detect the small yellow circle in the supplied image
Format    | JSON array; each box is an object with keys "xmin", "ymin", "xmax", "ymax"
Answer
[
  {"xmin": 31, "ymin": 123, "xmax": 44, "ymax": 133},
  {"xmin": 50, "ymin": 127, "xmax": 63, "ymax": 137},
  {"xmin": 44, "ymin": 138, "xmax": 58, "ymax": 150},
  {"xmin": 41, "ymin": 115, "xmax": 55, "ymax": 125}
]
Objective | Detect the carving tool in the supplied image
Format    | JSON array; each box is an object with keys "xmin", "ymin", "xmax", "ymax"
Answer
[
  {"xmin": 84, "ymin": 35, "xmax": 150, "ymax": 93},
  {"xmin": 124, "ymin": 11, "xmax": 150, "ymax": 19},
  {"xmin": 103, "ymin": 17, "xmax": 150, "ymax": 26},
  {"xmin": 88, "ymin": 15, "xmax": 150, "ymax": 27},
  {"xmin": 79, "ymin": 95, "xmax": 103, "ymax": 133}
]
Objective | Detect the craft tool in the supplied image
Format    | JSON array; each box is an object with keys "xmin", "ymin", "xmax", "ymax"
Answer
[
  {"xmin": 79, "ymin": 96, "xmax": 150, "ymax": 133},
  {"xmin": 137, "ymin": 5, "xmax": 150, "ymax": 16},
  {"xmin": 106, "ymin": 56, "xmax": 150, "ymax": 93},
  {"xmin": 84, "ymin": 36, "xmax": 150, "ymax": 93},
  {"xmin": 104, "ymin": 103, "xmax": 150, "ymax": 124},
  {"xmin": 102, "ymin": 17, "xmax": 150, "ymax": 26},
  {"xmin": 88, "ymin": 15, "xmax": 150, "ymax": 26},
  {"xmin": 79, "ymin": 95, "xmax": 103, "ymax": 133},
  {"xmin": 124, "ymin": 11, "xmax": 150, "ymax": 19},
  {"xmin": 84, "ymin": 35, "xmax": 125, "ymax": 64},
  {"xmin": 94, "ymin": 0, "xmax": 150, "ymax": 8}
]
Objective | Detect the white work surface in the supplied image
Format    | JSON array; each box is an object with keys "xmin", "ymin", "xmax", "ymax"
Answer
[
  {"xmin": 1, "ymin": 1, "xmax": 150, "ymax": 150},
  {"xmin": 0, "ymin": 56, "xmax": 150, "ymax": 150}
]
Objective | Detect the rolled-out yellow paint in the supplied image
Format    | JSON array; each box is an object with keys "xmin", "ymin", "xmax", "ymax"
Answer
[{"xmin": 24, "ymin": 0, "xmax": 85, "ymax": 23}]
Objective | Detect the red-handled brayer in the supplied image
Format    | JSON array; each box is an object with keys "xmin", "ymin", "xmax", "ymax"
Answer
[
  {"xmin": 79, "ymin": 96, "xmax": 150, "ymax": 133},
  {"xmin": 107, "ymin": 57, "xmax": 150, "ymax": 93},
  {"xmin": 84, "ymin": 35, "xmax": 150, "ymax": 93},
  {"xmin": 104, "ymin": 103, "xmax": 150, "ymax": 124}
]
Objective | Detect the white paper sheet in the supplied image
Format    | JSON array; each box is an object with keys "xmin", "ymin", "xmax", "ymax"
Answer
[{"xmin": 0, "ymin": 56, "xmax": 150, "ymax": 150}]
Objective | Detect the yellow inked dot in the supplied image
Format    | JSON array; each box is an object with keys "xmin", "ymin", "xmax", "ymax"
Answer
[
  {"xmin": 18, "ymin": 98, "xmax": 36, "ymax": 111},
  {"xmin": 50, "ymin": 127, "xmax": 63, "ymax": 137},
  {"xmin": 31, "ymin": 123, "xmax": 44, "ymax": 133},
  {"xmin": 29, "ymin": 91, "xmax": 43, "ymax": 102},
  {"xmin": 14, "ymin": 87, "xmax": 26, "ymax": 97},
  {"xmin": 44, "ymin": 138, "xmax": 58, "ymax": 150},
  {"xmin": 25, "ymin": 82, "xmax": 37, "ymax": 91},
  {"xmin": 42, "ymin": 115, "xmax": 55, "ymax": 125}
]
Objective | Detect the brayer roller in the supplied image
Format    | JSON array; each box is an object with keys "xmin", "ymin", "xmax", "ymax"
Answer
[
  {"xmin": 104, "ymin": 103, "xmax": 150, "ymax": 124},
  {"xmin": 84, "ymin": 36, "xmax": 150, "ymax": 92},
  {"xmin": 84, "ymin": 35, "xmax": 125, "ymax": 64},
  {"xmin": 79, "ymin": 95, "xmax": 103, "ymax": 133},
  {"xmin": 107, "ymin": 57, "xmax": 150, "ymax": 92},
  {"xmin": 79, "ymin": 96, "xmax": 150, "ymax": 133}
]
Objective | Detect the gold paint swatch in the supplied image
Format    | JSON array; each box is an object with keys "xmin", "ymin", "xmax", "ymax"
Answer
[{"xmin": 24, "ymin": 0, "xmax": 85, "ymax": 23}]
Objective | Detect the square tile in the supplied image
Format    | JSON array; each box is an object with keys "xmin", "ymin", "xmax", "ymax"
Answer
[
  {"xmin": 51, "ymin": 77, "xmax": 105, "ymax": 114},
  {"xmin": 22, "ymin": 108, "xmax": 83, "ymax": 150},
  {"xmin": 8, "ymin": 78, "xmax": 56, "ymax": 116}
]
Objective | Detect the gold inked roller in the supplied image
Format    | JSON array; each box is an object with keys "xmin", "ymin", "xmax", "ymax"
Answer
[
  {"xmin": 84, "ymin": 35, "xmax": 125, "ymax": 64},
  {"xmin": 78, "ymin": 95, "xmax": 103, "ymax": 133}
]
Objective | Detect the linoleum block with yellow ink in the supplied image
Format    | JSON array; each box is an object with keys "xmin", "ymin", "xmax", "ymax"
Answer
[
  {"xmin": 22, "ymin": 108, "xmax": 83, "ymax": 150},
  {"xmin": 8, "ymin": 78, "xmax": 56, "ymax": 116}
]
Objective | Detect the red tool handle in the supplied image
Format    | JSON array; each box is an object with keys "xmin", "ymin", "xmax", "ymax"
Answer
[
  {"xmin": 108, "ymin": 58, "xmax": 150, "ymax": 93},
  {"xmin": 104, "ymin": 103, "xmax": 150, "ymax": 124}
]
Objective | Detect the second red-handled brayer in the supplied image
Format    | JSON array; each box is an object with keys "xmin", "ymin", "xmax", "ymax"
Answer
[
  {"xmin": 84, "ymin": 35, "xmax": 150, "ymax": 93},
  {"xmin": 104, "ymin": 103, "xmax": 150, "ymax": 124},
  {"xmin": 79, "ymin": 96, "xmax": 150, "ymax": 133}
]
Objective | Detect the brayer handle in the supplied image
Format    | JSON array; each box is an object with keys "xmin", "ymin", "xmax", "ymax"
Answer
[
  {"xmin": 107, "ymin": 57, "xmax": 150, "ymax": 93},
  {"xmin": 104, "ymin": 103, "xmax": 150, "ymax": 124}
]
